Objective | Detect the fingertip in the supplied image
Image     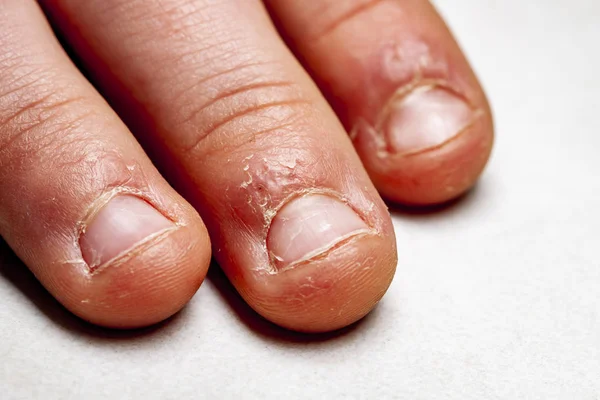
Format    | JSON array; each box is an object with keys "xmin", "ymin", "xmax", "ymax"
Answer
[
  {"xmin": 356, "ymin": 91, "xmax": 494, "ymax": 205},
  {"xmin": 244, "ymin": 229, "xmax": 397, "ymax": 333},
  {"xmin": 53, "ymin": 217, "xmax": 212, "ymax": 329}
]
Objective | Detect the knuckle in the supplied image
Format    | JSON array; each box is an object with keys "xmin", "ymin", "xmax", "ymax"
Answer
[{"xmin": 177, "ymin": 71, "xmax": 313, "ymax": 156}]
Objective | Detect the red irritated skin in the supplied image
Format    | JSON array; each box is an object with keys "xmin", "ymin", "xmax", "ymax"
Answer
[
  {"xmin": 0, "ymin": 0, "xmax": 493, "ymax": 332},
  {"xmin": 268, "ymin": 0, "xmax": 494, "ymax": 205}
]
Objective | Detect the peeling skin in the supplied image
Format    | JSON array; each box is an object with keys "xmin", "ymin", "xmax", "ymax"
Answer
[
  {"xmin": 237, "ymin": 150, "xmax": 381, "ymax": 275},
  {"xmin": 350, "ymin": 39, "xmax": 484, "ymax": 159},
  {"xmin": 239, "ymin": 154, "xmax": 306, "ymax": 227},
  {"xmin": 382, "ymin": 40, "xmax": 449, "ymax": 84}
]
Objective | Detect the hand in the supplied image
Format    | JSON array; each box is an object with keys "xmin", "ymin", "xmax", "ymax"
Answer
[{"xmin": 0, "ymin": 0, "xmax": 493, "ymax": 332}]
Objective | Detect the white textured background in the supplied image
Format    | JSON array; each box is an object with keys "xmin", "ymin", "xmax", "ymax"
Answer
[{"xmin": 1, "ymin": 0, "xmax": 599, "ymax": 398}]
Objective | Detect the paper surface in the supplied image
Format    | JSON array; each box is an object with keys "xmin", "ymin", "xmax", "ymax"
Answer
[{"xmin": 1, "ymin": 0, "xmax": 599, "ymax": 398}]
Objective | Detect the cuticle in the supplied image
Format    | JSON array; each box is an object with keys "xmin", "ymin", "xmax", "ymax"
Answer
[{"xmin": 76, "ymin": 187, "xmax": 179, "ymax": 273}]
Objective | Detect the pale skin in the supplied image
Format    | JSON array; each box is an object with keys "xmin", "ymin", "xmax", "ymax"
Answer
[{"xmin": 0, "ymin": 0, "xmax": 493, "ymax": 332}]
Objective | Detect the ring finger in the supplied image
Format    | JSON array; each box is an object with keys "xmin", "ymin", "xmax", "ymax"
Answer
[{"xmin": 268, "ymin": 0, "xmax": 494, "ymax": 205}]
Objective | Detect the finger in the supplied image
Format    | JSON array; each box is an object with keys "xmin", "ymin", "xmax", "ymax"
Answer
[
  {"xmin": 266, "ymin": 0, "xmax": 494, "ymax": 205},
  {"xmin": 0, "ymin": 0, "xmax": 211, "ymax": 328},
  {"xmin": 41, "ymin": 0, "xmax": 398, "ymax": 332}
]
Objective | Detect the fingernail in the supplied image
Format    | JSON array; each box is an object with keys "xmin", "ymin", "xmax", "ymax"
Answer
[
  {"xmin": 80, "ymin": 195, "xmax": 174, "ymax": 269},
  {"xmin": 267, "ymin": 194, "xmax": 370, "ymax": 270},
  {"xmin": 383, "ymin": 86, "xmax": 473, "ymax": 154}
]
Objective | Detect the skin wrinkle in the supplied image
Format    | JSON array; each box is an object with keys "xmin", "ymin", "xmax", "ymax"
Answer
[
  {"xmin": 0, "ymin": 65, "xmax": 102, "ymax": 174},
  {"xmin": 122, "ymin": 36, "xmax": 254, "ymax": 94},
  {"xmin": 0, "ymin": 88, "xmax": 90, "ymax": 157},
  {"xmin": 168, "ymin": 60, "xmax": 281, "ymax": 120},
  {"xmin": 90, "ymin": 0, "xmax": 218, "ymax": 44},
  {"xmin": 0, "ymin": 109, "xmax": 116, "ymax": 245},
  {"xmin": 0, "ymin": 68, "xmax": 50, "ymax": 102},
  {"xmin": 181, "ymin": 86, "xmax": 310, "ymax": 155},
  {"xmin": 180, "ymin": 80, "xmax": 299, "ymax": 126},
  {"xmin": 199, "ymin": 115, "xmax": 303, "ymax": 158},
  {"xmin": 0, "ymin": 95, "xmax": 85, "ymax": 128},
  {"xmin": 183, "ymin": 99, "xmax": 312, "ymax": 154},
  {"xmin": 140, "ymin": 39, "xmax": 276, "ymax": 115},
  {"xmin": 0, "ymin": 36, "xmax": 54, "ymax": 85}
]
